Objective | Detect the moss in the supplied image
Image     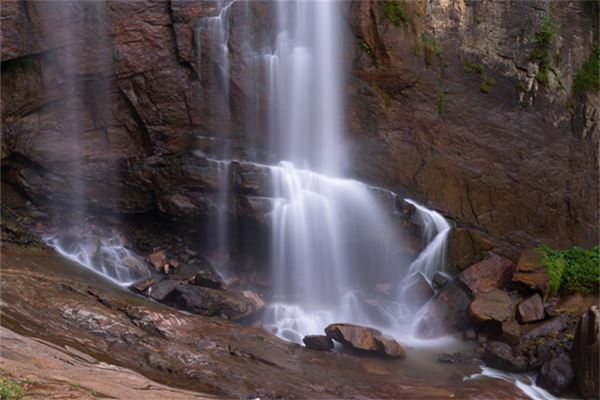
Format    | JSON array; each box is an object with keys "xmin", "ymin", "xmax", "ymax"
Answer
[
  {"xmin": 539, "ymin": 245, "xmax": 600, "ymax": 295},
  {"xmin": 0, "ymin": 377, "xmax": 23, "ymax": 400},
  {"xmin": 438, "ymin": 90, "xmax": 446, "ymax": 115},
  {"xmin": 463, "ymin": 60, "xmax": 484, "ymax": 75},
  {"xmin": 384, "ymin": 0, "xmax": 408, "ymax": 27},
  {"xmin": 573, "ymin": 47, "xmax": 600, "ymax": 94},
  {"xmin": 358, "ymin": 38, "xmax": 378, "ymax": 67},
  {"xmin": 529, "ymin": 16, "xmax": 560, "ymax": 86},
  {"xmin": 479, "ymin": 75, "xmax": 496, "ymax": 93}
]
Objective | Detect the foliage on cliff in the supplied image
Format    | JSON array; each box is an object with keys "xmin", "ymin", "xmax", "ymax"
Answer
[
  {"xmin": 540, "ymin": 245, "xmax": 600, "ymax": 295},
  {"xmin": 573, "ymin": 47, "xmax": 599, "ymax": 93},
  {"xmin": 529, "ymin": 16, "xmax": 560, "ymax": 85}
]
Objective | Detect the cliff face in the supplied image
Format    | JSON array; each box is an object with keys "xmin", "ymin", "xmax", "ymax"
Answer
[{"xmin": 1, "ymin": 0, "xmax": 598, "ymax": 248}]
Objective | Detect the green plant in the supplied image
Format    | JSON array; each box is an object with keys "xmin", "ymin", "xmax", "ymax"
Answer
[
  {"xmin": 539, "ymin": 245, "xmax": 600, "ymax": 295},
  {"xmin": 463, "ymin": 60, "xmax": 484, "ymax": 75},
  {"xmin": 573, "ymin": 47, "xmax": 599, "ymax": 93},
  {"xmin": 422, "ymin": 33, "xmax": 442, "ymax": 66},
  {"xmin": 438, "ymin": 90, "xmax": 446, "ymax": 115},
  {"xmin": 358, "ymin": 38, "xmax": 378, "ymax": 67},
  {"xmin": 479, "ymin": 75, "xmax": 496, "ymax": 93},
  {"xmin": 529, "ymin": 16, "xmax": 560, "ymax": 86},
  {"xmin": 0, "ymin": 377, "xmax": 23, "ymax": 400},
  {"xmin": 384, "ymin": 0, "xmax": 408, "ymax": 27}
]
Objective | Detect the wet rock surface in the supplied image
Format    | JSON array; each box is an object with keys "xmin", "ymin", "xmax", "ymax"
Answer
[
  {"xmin": 0, "ymin": 244, "xmax": 524, "ymax": 399},
  {"xmin": 303, "ymin": 335, "xmax": 334, "ymax": 351},
  {"xmin": 325, "ymin": 323, "xmax": 406, "ymax": 358}
]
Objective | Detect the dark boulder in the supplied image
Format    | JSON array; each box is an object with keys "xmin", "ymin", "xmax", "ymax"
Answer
[
  {"xmin": 572, "ymin": 305, "xmax": 600, "ymax": 399},
  {"xmin": 147, "ymin": 280, "xmax": 181, "ymax": 302},
  {"xmin": 171, "ymin": 284, "xmax": 264, "ymax": 321},
  {"xmin": 524, "ymin": 315, "xmax": 568, "ymax": 339},
  {"xmin": 414, "ymin": 281, "xmax": 472, "ymax": 338},
  {"xmin": 536, "ymin": 353, "xmax": 574, "ymax": 396},
  {"xmin": 482, "ymin": 341, "xmax": 527, "ymax": 372},
  {"xmin": 431, "ymin": 272, "xmax": 450, "ymax": 290},
  {"xmin": 303, "ymin": 335, "xmax": 334, "ymax": 351}
]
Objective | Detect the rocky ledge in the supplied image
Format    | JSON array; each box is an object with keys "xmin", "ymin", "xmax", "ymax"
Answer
[{"xmin": 0, "ymin": 242, "xmax": 526, "ymax": 399}]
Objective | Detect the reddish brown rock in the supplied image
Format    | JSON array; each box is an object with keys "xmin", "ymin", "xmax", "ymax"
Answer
[
  {"xmin": 501, "ymin": 320, "xmax": 522, "ymax": 346},
  {"xmin": 148, "ymin": 250, "xmax": 168, "ymax": 272},
  {"xmin": 572, "ymin": 305, "xmax": 600, "ymax": 399},
  {"xmin": 482, "ymin": 341, "xmax": 528, "ymax": 372},
  {"xmin": 512, "ymin": 249, "xmax": 550, "ymax": 299},
  {"xmin": 446, "ymin": 228, "xmax": 495, "ymax": 273},
  {"xmin": 469, "ymin": 289, "xmax": 513, "ymax": 324},
  {"xmin": 517, "ymin": 294, "xmax": 545, "ymax": 323},
  {"xmin": 459, "ymin": 253, "xmax": 515, "ymax": 295},
  {"xmin": 325, "ymin": 323, "xmax": 405, "ymax": 358},
  {"xmin": 130, "ymin": 277, "xmax": 157, "ymax": 294}
]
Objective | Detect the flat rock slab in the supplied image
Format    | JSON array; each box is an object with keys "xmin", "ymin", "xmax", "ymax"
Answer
[
  {"xmin": 517, "ymin": 294, "xmax": 545, "ymax": 323},
  {"xmin": 469, "ymin": 288, "xmax": 514, "ymax": 324}
]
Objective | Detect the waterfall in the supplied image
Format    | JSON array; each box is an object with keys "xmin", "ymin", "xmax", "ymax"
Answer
[{"xmin": 36, "ymin": 1, "xmax": 149, "ymax": 285}]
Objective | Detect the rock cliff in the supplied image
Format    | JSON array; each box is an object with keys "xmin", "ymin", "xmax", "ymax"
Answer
[{"xmin": 1, "ymin": 0, "xmax": 598, "ymax": 248}]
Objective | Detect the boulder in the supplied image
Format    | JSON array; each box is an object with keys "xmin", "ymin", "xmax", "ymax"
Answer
[
  {"xmin": 325, "ymin": 323, "xmax": 380, "ymax": 351},
  {"xmin": 374, "ymin": 335, "xmax": 406, "ymax": 358},
  {"xmin": 414, "ymin": 281, "xmax": 472, "ymax": 338},
  {"xmin": 171, "ymin": 284, "xmax": 264, "ymax": 321},
  {"xmin": 469, "ymin": 288, "xmax": 513, "ymax": 324},
  {"xmin": 572, "ymin": 305, "xmax": 600, "ymax": 399},
  {"xmin": 324, "ymin": 323, "xmax": 405, "ymax": 358},
  {"xmin": 512, "ymin": 249, "xmax": 550, "ymax": 299},
  {"xmin": 447, "ymin": 228, "xmax": 495, "ymax": 273},
  {"xmin": 303, "ymin": 335, "xmax": 334, "ymax": 351},
  {"xmin": 459, "ymin": 253, "xmax": 515, "ymax": 295},
  {"xmin": 482, "ymin": 341, "xmax": 528, "ymax": 372},
  {"xmin": 167, "ymin": 263, "xmax": 223, "ymax": 288},
  {"xmin": 148, "ymin": 250, "xmax": 168, "ymax": 272},
  {"xmin": 147, "ymin": 280, "xmax": 181, "ymax": 302},
  {"xmin": 524, "ymin": 315, "xmax": 568, "ymax": 339},
  {"xmin": 500, "ymin": 320, "xmax": 522, "ymax": 346},
  {"xmin": 431, "ymin": 272, "xmax": 450, "ymax": 290},
  {"xmin": 536, "ymin": 353, "xmax": 574, "ymax": 396},
  {"xmin": 517, "ymin": 294, "xmax": 545, "ymax": 323},
  {"xmin": 399, "ymin": 272, "xmax": 434, "ymax": 308},
  {"xmin": 130, "ymin": 277, "xmax": 157, "ymax": 294}
]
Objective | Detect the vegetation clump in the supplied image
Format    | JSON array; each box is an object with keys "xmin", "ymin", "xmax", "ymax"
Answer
[
  {"xmin": 529, "ymin": 16, "xmax": 560, "ymax": 85},
  {"xmin": 573, "ymin": 47, "xmax": 599, "ymax": 94},
  {"xmin": 422, "ymin": 33, "xmax": 442, "ymax": 66},
  {"xmin": 0, "ymin": 376, "xmax": 23, "ymax": 400},
  {"xmin": 539, "ymin": 245, "xmax": 600, "ymax": 295},
  {"xmin": 384, "ymin": 1, "xmax": 408, "ymax": 27},
  {"xmin": 463, "ymin": 60, "xmax": 484, "ymax": 75},
  {"xmin": 479, "ymin": 76, "xmax": 496, "ymax": 93}
]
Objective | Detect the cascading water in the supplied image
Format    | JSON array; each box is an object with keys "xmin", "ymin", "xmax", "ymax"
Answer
[{"xmin": 36, "ymin": 1, "xmax": 149, "ymax": 285}]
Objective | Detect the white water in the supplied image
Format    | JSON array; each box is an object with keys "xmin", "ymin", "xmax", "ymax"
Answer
[
  {"xmin": 466, "ymin": 367, "xmax": 559, "ymax": 400},
  {"xmin": 45, "ymin": 234, "xmax": 150, "ymax": 286}
]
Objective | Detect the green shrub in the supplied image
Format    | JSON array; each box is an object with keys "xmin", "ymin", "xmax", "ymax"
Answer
[
  {"xmin": 384, "ymin": 1, "xmax": 408, "ymax": 27},
  {"xmin": 529, "ymin": 16, "xmax": 559, "ymax": 86},
  {"xmin": 422, "ymin": 33, "xmax": 442, "ymax": 66},
  {"xmin": 479, "ymin": 75, "xmax": 496, "ymax": 93},
  {"xmin": 463, "ymin": 60, "xmax": 484, "ymax": 75},
  {"xmin": 0, "ymin": 377, "xmax": 23, "ymax": 400},
  {"xmin": 539, "ymin": 245, "xmax": 600, "ymax": 295},
  {"xmin": 573, "ymin": 47, "xmax": 599, "ymax": 94},
  {"xmin": 438, "ymin": 90, "xmax": 446, "ymax": 115}
]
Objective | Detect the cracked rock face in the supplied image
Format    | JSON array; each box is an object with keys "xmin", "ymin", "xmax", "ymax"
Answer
[{"xmin": 1, "ymin": 0, "xmax": 598, "ymax": 249}]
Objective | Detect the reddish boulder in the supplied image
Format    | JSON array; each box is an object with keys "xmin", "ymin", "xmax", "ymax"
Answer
[
  {"xmin": 517, "ymin": 294, "xmax": 545, "ymax": 323},
  {"xmin": 148, "ymin": 250, "xmax": 168, "ymax": 273},
  {"xmin": 459, "ymin": 252, "xmax": 515, "ymax": 295},
  {"xmin": 469, "ymin": 288, "xmax": 514, "ymax": 324},
  {"xmin": 512, "ymin": 249, "xmax": 550, "ymax": 299},
  {"xmin": 572, "ymin": 305, "xmax": 600, "ymax": 399},
  {"xmin": 324, "ymin": 323, "xmax": 405, "ymax": 358}
]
